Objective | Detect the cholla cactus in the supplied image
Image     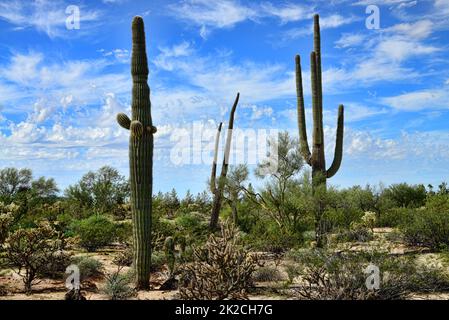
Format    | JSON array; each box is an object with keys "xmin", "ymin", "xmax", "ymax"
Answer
[
  {"xmin": 179, "ymin": 221, "xmax": 257, "ymax": 300},
  {"xmin": 361, "ymin": 211, "xmax": 377, "ymax": 232},
  {"xmin": 0, "ymin": 202, "xmax": 19, "ymax": 244},
  {"xmin": 209, "ymin": 94, "xmax": 240, "ymax": 230},
  {"xmin": 116, "ymin": 16, "xmax": 156, "ymax": 289}
]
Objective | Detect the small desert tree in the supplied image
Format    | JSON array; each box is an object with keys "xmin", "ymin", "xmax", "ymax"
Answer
[
  {"xmin": 0, "ymin": 168, "xmax": 33, "ymax": 202},
  {"xmin": 4, "ymin": 222, "xmax": 67, "ymax": 293},
  {"xmin": 244, "ymin": 132, "xmax": 307, "ymax": 234},
  {"xmin": 65, "ymin": 166, "xmax": 130, "ymax": 216}
]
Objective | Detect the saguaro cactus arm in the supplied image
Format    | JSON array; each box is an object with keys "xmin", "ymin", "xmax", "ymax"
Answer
[
  {"xmin": 117, "ymin": 113, "xmax": 131, "ymax": 130},
  {"xmin": 295, "ymin": 55, "xmax": 311, "ymax": 165},
  {"xmin": 222, "ymin": 93, "xmax": 240, "ymax": 173},
  {"xmin": 209, "ymin": 92, "xmax": 240, "ymax": 230},
  {"xmin": 210, "ymin": 122, "xmax": 223, "ymax": 193},
  {"xmin": 326, "ymin": 104, "xmax": 344, "ymax": 178}
]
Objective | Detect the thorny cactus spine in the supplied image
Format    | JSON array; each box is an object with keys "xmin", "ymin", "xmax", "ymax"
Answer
[
  {"xmin": 116, "ymin": 16, "xmax": 156, "ymax": 290},
  {"xmin": 296, "ymin": 14, "xmax": 344, "ymax": 247},
  {"xmin": 209, "ymin": 93, "xmax": 240, "ymax": 230}
]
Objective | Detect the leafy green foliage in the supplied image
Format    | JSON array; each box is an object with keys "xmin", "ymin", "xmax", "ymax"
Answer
[
  {"xmin": 71, "ymin": 215, "xmax": 117, "ymax": 252},
  {"xmin": 64, "ymin": 166, "xmax": 129, "ymax": 217},
  {"xmin": 400, "ymin": 208, "xmax": 449, "ymax": 250}
]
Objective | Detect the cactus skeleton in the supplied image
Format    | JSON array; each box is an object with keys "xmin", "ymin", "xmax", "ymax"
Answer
[
  {"xmin": 116, "ymin": 16, "xmax": 155, "ymax": 289},
  {"xmin": 296, "ymin": 14, "xmax": 344, "ymax": 246},
  {"xmin": 209, "ymin": 93, "xmax": 240, "ymax": 230}
]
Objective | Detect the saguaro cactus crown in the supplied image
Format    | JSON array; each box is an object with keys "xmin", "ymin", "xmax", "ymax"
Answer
[
  {"xmin": 296, "ymin": 14, "xmax": 344, "ymax": 188},
  {"xmin": 116, "ymin": 16, "xmax": 156, "ymax": 289},
  {"xmin": 209, "ymin": 93, "xmax": 240, "ymax": 230}
]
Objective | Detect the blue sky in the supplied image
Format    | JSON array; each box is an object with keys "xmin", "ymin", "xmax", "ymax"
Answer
[{"xmin": 0, "ymin": 0, "xmax": 448, "ymax": 195}]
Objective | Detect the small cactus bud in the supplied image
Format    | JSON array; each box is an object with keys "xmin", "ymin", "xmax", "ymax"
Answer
[{"xmin": 130, "ymin": 120, "xmax": 143, "ymax": 137}]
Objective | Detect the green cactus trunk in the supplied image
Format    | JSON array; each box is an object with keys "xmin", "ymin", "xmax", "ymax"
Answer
[
  {"xmin": 117, "ymin": 16, "xmax": 156, "ymax": 289},
  {"xmin": 296, "ymin": 14, "xmax": 344, "ymax": 247}
]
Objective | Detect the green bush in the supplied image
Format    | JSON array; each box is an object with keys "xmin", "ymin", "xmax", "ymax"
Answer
[
  {"xmin": 174, "ymin": 212, "xmax": 208, "ymax": 237},
  {"xmin": 103, "ymin": 268, "xmax": 135, "ymax": 300},
  {"xmin": 334, "ymin": 224, "xmax": 373, "ymax": 243},
  {"xmin": 71, "ymin": 256, "xmax": 104, "ymax": 280},
  {"xmin": 243, "ymin": 219, "xmax": 304, "ymax": 253},
  {"xmin": 400, "ymin": 209, "xmax": 449, "ymax": 251},
  {"xmin": 324, "ymin": 207, "xmax": 363, "ymax": 230},
  {"xmin": 115, "ymin": 221, "xmax": 133, "ymax": 244},
  {"xmin": 378, "ymin": 207, "xmax": 411, "ymax": 227},
  {"xmin": 150, "ymin": 251, "xmax": 166, "ymax": 272},
  {"xmin": 72, "ymin": 215, "xmax": 117, "ymax": 252}
]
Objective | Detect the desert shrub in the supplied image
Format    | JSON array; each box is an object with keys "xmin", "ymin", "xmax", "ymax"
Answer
[
  {"xmin": 378, "ymin": 207, "xmax": 411, "ymax": 227},
  {"xmin": 244, "ymin": 219, "xmax": 304, "ymax": 253},
  {"xmin": 179, "ymin": 222, "xmax": 258, "ymax": 300},
  {"xmin": 111, "ymin": 203, "xmax": 131, "ymax": 221},
  {"xmin": 284, "ymin": 262, "xmax": 301, "ymax": 283},
  {"xmin": 150, "ymin": 251, "xmax": 166, "ymax": 272},
  {"xmin": 289, "ymin": 249, "xmax": 449, "ymax": 300},
  {"xmin": 113, "ymin": 246, "xmax": 133, "ymax": 267},
  {"xmin": 324, "ymin": 207, "xmax": 363, "ymax": 230},
  {"xmin": 72, "ymin": 215, "xmax": 117, "ymax": 252},
  {"xmin": 174, "ymin": 212, "xmax": 208, "ymax": 238},
  {"xmin": 382, "ymin": 183, "xmax": 427, "ymax": 208},
  {"xmin": 400, "ymin": 209, "xmax": 449, "ymax": 251},
  {"xmin": 253, "ymin": 266, "xmax": 283, "ymax": 282},
  {"xmin": 4, "ymin": 222, "xmax": 68, "ymax": 293},
  {"xmin": 115, "ymin": 221, "xmax": 133, "ymax": 244},
  {"xmin": 71, "ymin": 256, "xmax": 104, "ymax": 280},
  {"xmin": 426, "ymin": 194, "xmax": 449, "ymax": 212},
  {"xmin": 338, "ymin": 221, "xmax": 374, "ymax": 243},
  {"xmin": 103, "ymin": 267, "xmax": 135, "ymax": 300}
]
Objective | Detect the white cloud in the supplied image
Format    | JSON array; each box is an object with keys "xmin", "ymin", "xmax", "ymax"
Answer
[
  {"xmin": 0, "ymin": 52, "xmax": 130, "ymax": 113},
  {"xmin": 384, "ymin": 20, "xmax": 433, "ymax": 40},
  {"xmin": 168, "ymin": 0, "xmax": 313, "ymax": 38},
  {"xmin": 352, "ymin": 0, "xmax": 409, "ymax": 6},
  {"xmin": 153, "ymin": 42, "xmax": 194, "ymax": 71},
  {"xmin": 335, "ymin": 33, "xmax": 366, "ymax": 48},
  {"xmin": 284, "ymin": 14, "xmax": 356, "ymax": 39},
  {"xmin": 381, "ymin": 87, "xmax": 449, "ymax": 111},
  {"xmin": 0, "ymin": 0, "xmax": 101, "ymax": 38},
  {"xmin": 258, "ymin": 2, "xmax": 313, "ymax": 24}
]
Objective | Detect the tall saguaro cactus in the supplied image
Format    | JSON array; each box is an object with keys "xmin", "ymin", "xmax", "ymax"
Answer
[
  {"xmin": 296, "ymin": 14, "xmax": 344, "ymax": 247},
  {"xmin": 209, "ymin": 93, "xmax": 240, "ymax": 230},
  {"xmin": 116, "ymin": 16, "xmax": 156, "ymax": 289}
]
